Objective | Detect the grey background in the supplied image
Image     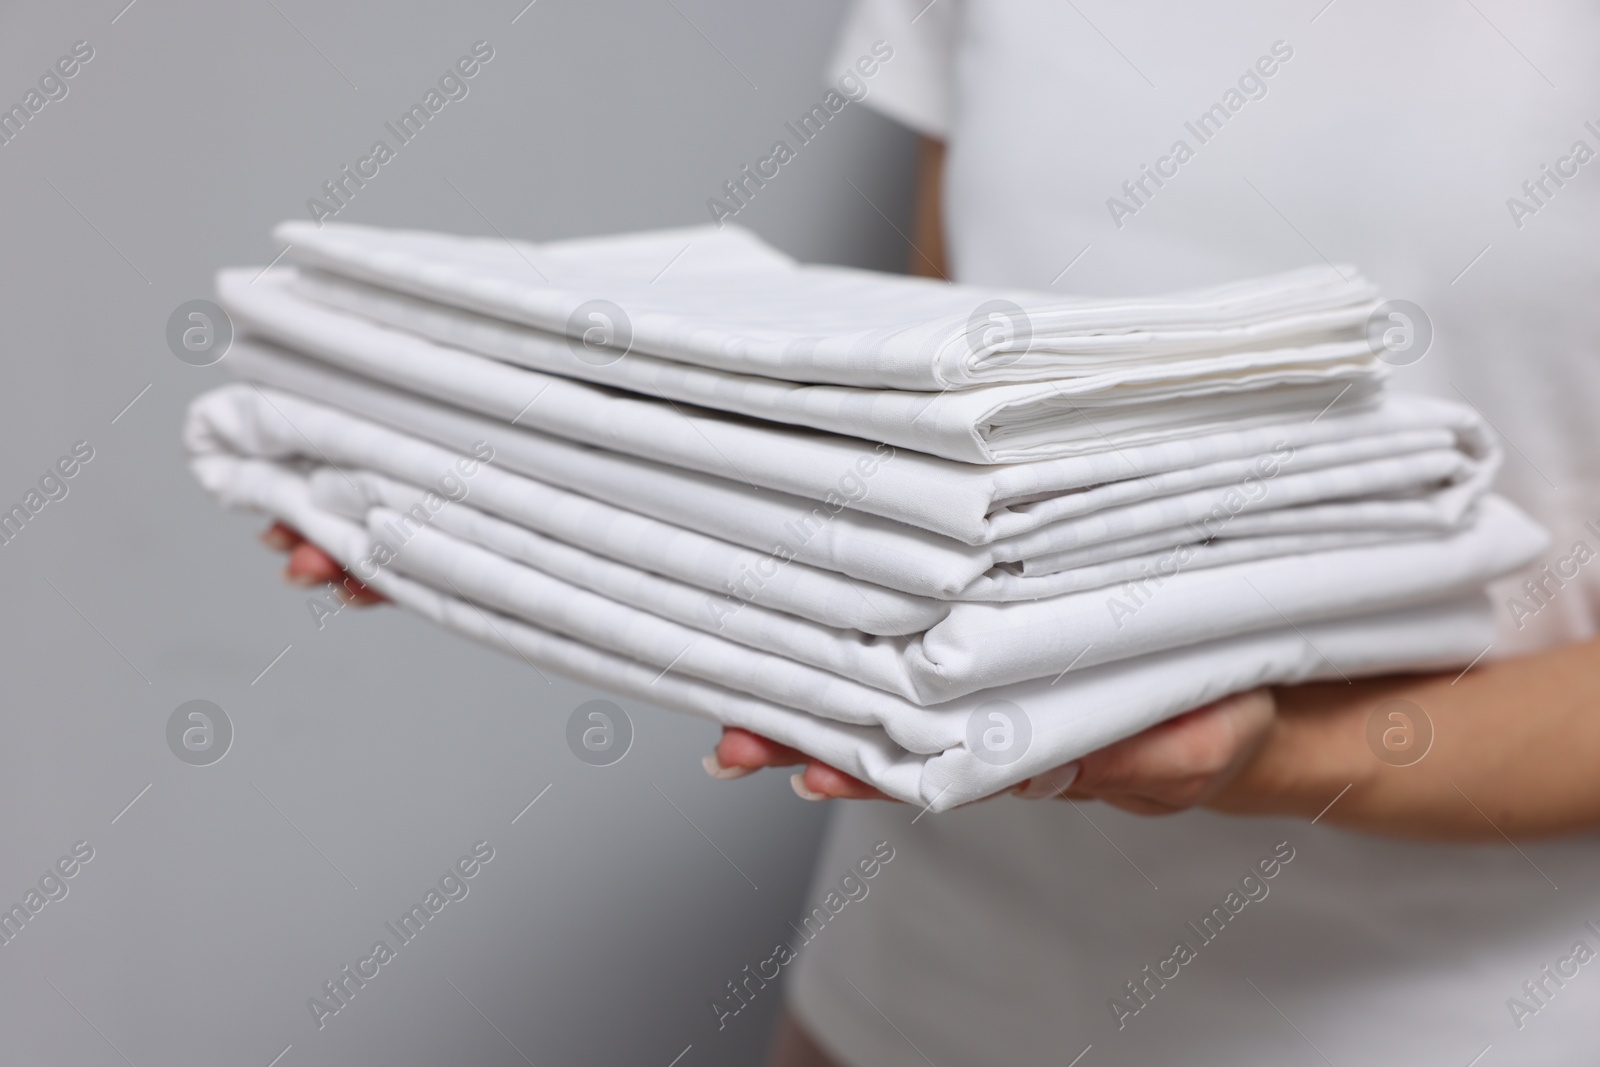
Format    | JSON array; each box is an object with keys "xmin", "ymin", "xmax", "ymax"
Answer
[{"xmin": 0, "ymin": 1, "xmax": 917, "ymax": 1063}]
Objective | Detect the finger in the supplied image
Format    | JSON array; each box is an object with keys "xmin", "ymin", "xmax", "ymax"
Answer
[
  {"xmin": 1068, "ymin": 709, "xmax": 1230, "ymax": 801},
  {"xmin": 284, "ymin": 542, "xmax": 348, "ymax": 586},
  {"xmin": 796, "ymin": 761, "xmax": 890, "ymax": 801},
  {"xmin": 707, "ymin": 727, "xmax": 808, "ymax": 779},
  {"xmin": 264, "ymin": 525, "xmax": 385, "ymax": 601},
  {"xmin": 334, "ymin": 574, "xmax": 387, "ymax": 606},
  {"xmin": 1013, "ymin": 761, "xmax": 1082, "ymax": 799},
  {"xmin": 1070, "ymin": 694, "xmax": 1273, "ymax": 813},
  {"xmin": 1074, "ymin": 690, "xmax": 1273, "ymax": 793},
  {"xmin": 718, "ymin": 727, "xmax": 807, "ymax": 766},
  {"xmin": 281, "ymin": 543, "xmax": 390, "ymax": 605},
  {"xmin": 1068, "ymin": 690, "xmax": 1275, "ymax": 812},
  {"xmin": 260, "ymin": 522, "xmax": 305, "ymax": 552}
]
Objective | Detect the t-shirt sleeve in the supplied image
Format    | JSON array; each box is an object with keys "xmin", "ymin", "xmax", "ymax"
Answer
[{"xmin": 826, "ymin": 0, "xmax": 957, "ymax": 139}]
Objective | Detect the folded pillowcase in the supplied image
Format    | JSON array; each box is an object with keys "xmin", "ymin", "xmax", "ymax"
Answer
[
  {"xmin": 358, "ymin": 484, "xmax": 1539, "ymax": 707},
  {"xmin": 219, "ymin": 337, "xmax": 1497, "ymax": 551},
  {"xmin": 282, "ymin": 265, "xmax": 1388, "ymax": 467},
  {"xmin": 350, "ymin": 486, "xmax": 1545, "ymax": 707},
  {"xmin": 191, "ymin": 372, "xmax": 1500, "ymax": 605},
  {"xmin": 273, "ymin": 220, "xmax": 1383, "ymax": 392},
  {"xmin": 222, "ymin": 268, "xmax": 1381, "ymax": 466}
]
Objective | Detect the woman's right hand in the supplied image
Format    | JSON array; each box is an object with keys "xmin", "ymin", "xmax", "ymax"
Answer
[
  {"xmin": 260, "ymin": 522, "xmax": 386, "ymax": 605},
  {"xmin": 707, "ymin": 689, "xmax": 1277, "ymax": 810}
]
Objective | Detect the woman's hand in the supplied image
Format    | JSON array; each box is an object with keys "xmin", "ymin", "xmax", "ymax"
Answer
[
  {"xmin": 710, "ymin": 635, "xmax": 1600, "ymax": 843},
  {"xmin": 706, "ymin": 689, "xmax": 1276, "ymax": 812},
  {"xmin": 259, "ymin": 522, "xmax": 386, "ymax": 605},
  {"xmin": 256, "ymin": 514, "xmax": 1600, "ymax": 841}
]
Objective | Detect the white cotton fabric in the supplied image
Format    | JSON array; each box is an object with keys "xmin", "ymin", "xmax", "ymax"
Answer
[
  {"xmin": 220, "ymin": 266, "xmax": 1380, "ymax": 467},
  {"xmin": 212, "ymin": 277, "xmax": 1497, "ymax": 545},
  {"xmin": 184, "ymin": 380, "xmax": 1545, "ymax": 712},
  {"xmin": 197, "ymin": 361, "xmax": 1504, "ymax": 609},
  {"xmin": 362, "ymin": 485, "xmax": 1539, "ymax": 710},
  {"xmin": 185, "ymin": 446, "xmax": 1502, "ymax": 810},
  {"xmin": 185, "ymin": 208, "xmax": 1553, "ymax": 811},
  {"xmin": 272, "ymin": 219, "xmax": 1386, "ymax": 393}
]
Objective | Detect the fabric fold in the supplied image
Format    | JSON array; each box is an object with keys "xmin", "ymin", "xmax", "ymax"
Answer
[
  {"xmin": 274, "ymin": 220, "xmax": 1384, "ymax": 392},
  {"xmin": 182, "ymin": 220, "xmax": 1548, "ymax": 807},
  {"xmin": 185, "ymin": 386, "xmax": 1546, "ymax": 706},
  {"xmin": 208, "ymin": 301, "xmax": 1492, "ymax": 543},
  {"xmin": 190, "ymin": 370, "xmax": 1503, "ymax": 603},
  {"xmin": 222, "ymin": 267, "xmax": 1382, "ymax": 466},
  {"xmin": 186, "ymin": 451, "xmax": 1501, "ymax": 809}
]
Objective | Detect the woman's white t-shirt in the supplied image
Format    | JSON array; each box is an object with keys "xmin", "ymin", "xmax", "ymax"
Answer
[{"xmin": 790, "ymin": 2, "xmax": 1600, "ymax": 1064}]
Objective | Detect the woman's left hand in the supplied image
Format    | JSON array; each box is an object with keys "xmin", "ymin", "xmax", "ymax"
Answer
[{"xmin": 706, "ymin": 689, "xmax": 1276, "ymax": 812}]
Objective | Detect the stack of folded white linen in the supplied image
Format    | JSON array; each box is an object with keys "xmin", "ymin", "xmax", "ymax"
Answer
[{"xmin": 184, "ymin": 222, "xmax": 1546, "ymax": 809}]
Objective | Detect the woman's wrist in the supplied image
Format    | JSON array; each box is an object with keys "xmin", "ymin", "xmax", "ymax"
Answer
[
  {"xmin": 1211, "ymin": 642, "xmax": 1600, "ymax": 840},
  {"xmin": 1207, "ymin": 682, "xmax": 1381, "ymax": 822}
]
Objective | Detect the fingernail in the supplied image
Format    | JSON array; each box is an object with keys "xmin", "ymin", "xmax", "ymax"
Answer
[
  {"xmin": 259, "ymin": 528, "xmax": 295, "ymax": 550},
  {"xmin": 702, "ymin": 753, "xmax": 754, "ymax": 780},
  {"xmin": 790, "ymin": 772, "xmax": 829, "ymax": 802},
  {"xmin": 333, "ymin": 580, "xmax": 373, "ymax": 604},
  {"xmin": 282, "ymin": 569, "xmax": 324, "ymax": 588},
  {"xmin": 1018, "ymin": 761, "xmax": 1081, "ymax": 799}
]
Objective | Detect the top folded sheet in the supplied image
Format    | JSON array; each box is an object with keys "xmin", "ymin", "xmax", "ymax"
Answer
[{"xmin": 276, "ymin": 220, "xmax": 1386, "ymax": 392}]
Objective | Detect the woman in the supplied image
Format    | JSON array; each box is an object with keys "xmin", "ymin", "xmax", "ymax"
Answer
[
  {"xmin": 274, "ymin": 2, "xmax": 1600, "ymax": 1062},
  {"xmin": 747, "ymin": 2, "xmax": 1600, "ymax": 1063}
]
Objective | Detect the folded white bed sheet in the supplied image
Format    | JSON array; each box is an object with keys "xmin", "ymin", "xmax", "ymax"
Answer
[
  {"xmin": 224, "ymin": 268, "xmax": 1380, "ymax": 466},
  {"xmin": 273, "ymin": 220, "xmax": 1385, "ymax": 393},
  {"xmin": 182, "ymin": 380, "xmax": 1426, "ymax": 640},
  {"xmin": 184, "ymin": 453, "xmax": 1497, "ymax": 809},
  {"xmin": 219, "ymin": 339, "xmax": 1497, "ymax": 554},
  {"xmin": 195, "ymin": 368, "xmax": 1499, "ymax": 607},
  {"xmin": 358, "ymin": 485, "xmax": 1539, "ymax": 708},
  {"xmin": 301, "ymin": 468, "xmax": 1429, "ymax": 689},
  {"xmin": 249, "ymin": 266, "xmax": 1383, "ymax": 467},
  {"xmin": 185, "ymin": 384, "xmax": 1546, "ymax": 705}
]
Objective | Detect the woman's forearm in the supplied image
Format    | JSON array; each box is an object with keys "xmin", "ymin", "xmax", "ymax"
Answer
[{"xmin": 1213, "ymin": 635, "xmax": 1600, "ymax": 840}]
